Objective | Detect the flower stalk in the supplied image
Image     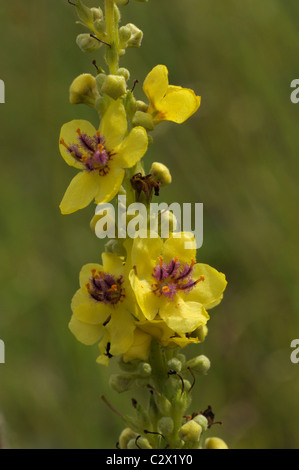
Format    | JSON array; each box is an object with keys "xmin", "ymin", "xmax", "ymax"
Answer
[{"xmin": 59, "ymin": 0, "xmax": 228, "ymax": 449}]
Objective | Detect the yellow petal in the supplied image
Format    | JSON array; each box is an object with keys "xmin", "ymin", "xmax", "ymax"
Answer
[
  {"xmin": 59, "ymin": 171, "xmax": 100, "ymax": 214},
  {"xmin": 59, "ymin": 120, "xmax": 97, "ymax": 169},
  {"xmin": 99, "ymin": 100, "xmax": 127, "ymax": 151},
  {"xmin": 69, "ymin": 315, "xmax": 104, "ymax": 345},
  {"xmin": 106, "ymin": 310, "xmax": 136, "ymax": 356},
  {"xmin": 143, "ymin": 65, "xmax": 169, "ymax": 109},
  {"xmin": 123, "ymin": 329, "xmax": 152, "ymax": 363},
  {"xmin": 130, "ymin": 236, "xmax": 163, "ymax": 278},
  {"xmin": 162, "ymin": 232, "xmax": 197, "ymax": 264},
  {"xmin": 159, "ymin": 299, "xmax": 209, "ymax": 334},
  {"xmin": 71, "ymin": 287, "xmax": 109, "ymax": 325},
  {"xmin": 129, "ymin": 272, "xmax": 162, "ymax": 321},
  {"xmin": 102, "ymin": 252, "xmax": 125, "ymax": 277},
  {"xmin": 94, "ymin": 163, "xmax": 125, "ymax": 204},
  {"xmin": 186, "ymin": 263, "xmax": 227, "ymax": 309},
  {"xmin": 79, "ymin": 263, "xmax": 103, "ymax": 288},
  {"xmin": 158, "ymin": 87, "xmax": 201, "ymax": 123},
  {"xmin": 115, "ymin": 127, "xmax": 148, "ymax": 168}
]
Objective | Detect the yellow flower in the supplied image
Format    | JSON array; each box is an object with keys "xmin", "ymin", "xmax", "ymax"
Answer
[
  {"xmin": 59, "ymin": 100, "xmax": 148, "ymax": 214},
  {"xmin": 96, "ymin": 328, "xmax": 152, "ymax": 364},
  {"xmin": 68, "ymin": 252, "xmax": 138, "ymax": 359},
  {"xmin": 143, "ymin": 65, "xmax": 201, "ymax": 124},
  {"xmin": 128, "ymin": 233, "xmax": 227, "ymax": 335}
]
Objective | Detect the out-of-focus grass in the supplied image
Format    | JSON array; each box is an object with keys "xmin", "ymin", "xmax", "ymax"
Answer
[{"xmin": 0, "ymin": 0, "xmax": 299, "ymax": 449}]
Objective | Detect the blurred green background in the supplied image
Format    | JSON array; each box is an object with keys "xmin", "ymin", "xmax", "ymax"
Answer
[{"xmin": 0, "ymin": 0, "xmax": 299, "ymax": 449}]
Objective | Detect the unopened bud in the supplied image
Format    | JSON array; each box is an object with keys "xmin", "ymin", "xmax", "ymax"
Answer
[
  {"xmin": 117, "ymin": 68, "xmax": 130, "ymax": 82},
  {"xmin": 132, "ymin": 111, "xmax": 154, "ymax": 131},
  {"xmin": 119, "ymin": 428, "xmax": 138, "ymax": 449},
  {"xmin": 167, "ymin": 358, "xmax": 182, "ymax": 373},
  {"xmin": 136, "ymin": 100, "xmax": 148, "ymax": 112},
  {"xmin": 205, "ymin": 437, "xmax": 228, "ymax": 449},
  {"xmin": 91, "ymin": 6, "xmax": 103, "ymax": 21},
  {"xmin": 126, "ymin": 23, "xmax": 143, "ymax": 47},
  {"xmin": 150, "ymin": 162, "xmax": 172, "ymax": 186},
  {"xmin": 75, "ymin": 0, "xmax": 93, "ymax": 25},
  {"xmin": 193, "ymin": 414, "xmax": 209, "ymax": 432},
  {"xmin": 127, "ymin": 437, "xmax": 152, "ymax": 449},
  {"xmin": 101, "ymin": 74, "xmax": 127, "ymax": 100},
  {"xmin": 137, "ymin": 362, "xmax": 152, "ymax": 377},
  {"xmin": 184, "ymin": 355, "xmax": 211, "ymax": 375},
  {"xmin": 115, "ymin": 0, "xmax": 129, "ymax": 5},
  {"xmin": 195, "ymin": 324, "xmax": 208, "ymax": 343},
  {"xmin": 69, "ymin": 73, "xmax": 99, "ymax": 106},
  {"xmin": 179, "ymin": 421, "xmax": 202, "ymax": 443},
  {"xmin": 157, "ymin": 417, "xmax": 174, "ymax": 436},
  {"xmin": 76, "ymin": 33, "xmax": 101, "ymax": 53},
  {"xmin": 93, "ymin": 19, "xmax": 106, "ymax": 35}
]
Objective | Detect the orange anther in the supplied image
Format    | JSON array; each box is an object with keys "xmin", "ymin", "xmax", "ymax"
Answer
[
  {"xmin": 76, "ymin": 128, "xmax": 81, "ymax": 135},
  {"xmin": 195, "ymin": 275, "xmax": 205, "ymax": 284}
]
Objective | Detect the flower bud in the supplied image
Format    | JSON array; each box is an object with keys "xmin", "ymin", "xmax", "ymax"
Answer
[
  {"xmin": 104, "ymin": 239, "xmax": 127, "ymax": 257},
  {"xmin": 179, "ymin": 421, "xmax": 202, "ymax": 443},
  {"xmin": 126, "ymin": 23, "xmax": 143, "ymax": 47},
  {"xmin": 69, "ymin": 73, "xmax": 99, "ymax": 106},
  {"xmin": 193, "ymin": 414, "xmax": 209, "ymax": 432},
  {"xmin": 101, "ymin": 74, "xmax": 127, "ymax": 100},
  {"xmin": 184, "ymin": 355, "xmax": 211, "ymax": 375},
  {"xmin": 137, "ymin": 362, "xmax": 152, "ymax": 377},
  {"xmin": 154, "ymin": 394, "xmax": 171, "ymax": 415},
  {"xmin": 115, "ymin": 0, "xmax": 129, "ymax": 5},
  {"xmin": 119, "ymin": 428, "xmax": 138, "ymax": 449},
  {"xmin": 76, "ymin": 33, "xmax": 101, "ymax": 53},
  {"xmin": 205, "ymin": 437, "xmax": 229, "ymax": 449},
  {"xmin": 150, "ymin": 162, "xmax": 172, "ymax": 187},
  {"xmin": 136, "ymin": 100, "xmax": 148, "ymax": 112},
  {"xmin": 93, "ymin": 19, "xmax": 106, "ymax": 35},
  {"xmin": 132, "ymin": 111, "xmax": 154, "ymax": 131},
  {"xmin": 195, "ymin": 324, "xmax": 208, "ymax": 343},
  {"xmin": 117, "ymin": 68, "xmax": 130, "ymax": 82},
  {"xmin": 167, "ymin": 358, "xmax": 182, "ymax": 373},
  {"xmin": 119, "ymin": 25, "xmax": 132, "ymax": 47},
  {"xmin": 127, "ymin": 437, "xmax": 152, "ymax": 449},
  {"xmin": 75, "ymin": 0, "xmax": 93, "ymax": 25},
  {"xmin": 157, "ymin": 417, "xmax": 174, "ymax": 436},
  {"xmin": 91, "ymin": 6, "xmax": 103, "ymax": 21}
]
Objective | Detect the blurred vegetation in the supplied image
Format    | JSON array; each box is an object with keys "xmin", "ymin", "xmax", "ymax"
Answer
[{"xmin": 0, "ymin": 0, "xmax": 299, "ymax": 449}]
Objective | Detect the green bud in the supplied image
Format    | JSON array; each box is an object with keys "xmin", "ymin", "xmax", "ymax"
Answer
[
  {"xmin": 104, "ymin": 239, "xmax": 127, "ymax": 257},
  {"xmin": 91, "ymin": 6, "xmax": 103, "ymax": 21},
  {"xmin": 126, "ymin": 23, "xmax": 143, "ymax": 47},
  {"xmin": 127, "ymin": 437, "xmax": 152, "ymax": 449},
  {"xmin": 109, "ymin": 374, "xmax": 135, "ymax": 393},
  {"xmin": 184, "ymin": 355, "xmax": 211, "ymax": 375},
  {"xmin": 157, "ymin": 417, "xmax": 174, "ymax": 436},
  {"xmin": 119, "ymin": 428, "xmax": 138, "ymax": 449},
  {"xmin": 179, "ymin": 421, "xmax": 202, "ymax": 443},
  {"xmin": 154, "ymin": 394, "xmax": 172, "ymax": 415},
  {"xmin": 117, "ymin": 68, "xmax": 130, "ymax": 81},
  {"xmin": 76, "ymin": 33, "xmax": 101, "ymax": 53},
  {"xmin": 95, "ymin": 96, "xmax": 109, "ymax": 117},
  {"xmin": 69, "ymin": 73, "xmax": 99, "ymax": 106},
  {"xmin": 115, "ymin": 0, "xmax": 129, "ymax": 5},
  {"xmin": 132, "ymin": 111, "xmax": 154, "ymax": 131},
  {"xmin": 124, "ymin": 91, "xmax": 137, "ymax": 120},
  {"xmin": 193, "ymin": 414, "xmax": 209, "ymax": 432},
  {"xmin": 75, "ymin": 0, "xmax": 93, "ymax": 25},
  {"xmin": 205, "ymin": 437, "xmax": 229, "ymax": 449},
  {"xmin": 136, "ymin": 100, "xmax": 149, "ymax": 112},
  {"xmin": 150, "ymin": 162, "xmax": 172, "ymax": 186},
  {"xmin": 194, "ymin": 324, "xmax": 208, "ymax": 343},
  {"xmin": 119, "ymin": 25, "xmax": 131, "ymax": 47},
  {"xmin": 93, "ymin": 19, "xmax": 106, "ymax": 35},
  {"xmin": 95, "ymin": 73, "xmax": 106, "ymax": 91},
  {"xmin": 118, "ymin": 357, "xmax": 139, "ymax": 372},
  {"xmin": 101, "ymin": 74, "xmax": 127, "ymax": 100},
  {"xmin": 177, "ymin": 353, "xmax": 186, "ymax": 364},
  {"xmin": 167, "ymin": 358, "xmax": 182, "ymax": 373},
  {"xmin": 137, "ymin": 362, "xmax": 152, "ymax": 377}
]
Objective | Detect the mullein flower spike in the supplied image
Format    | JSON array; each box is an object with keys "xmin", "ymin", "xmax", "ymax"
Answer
[{"xmin": 60, "ymin": 0, "xmax": 228, "ymax": 449}]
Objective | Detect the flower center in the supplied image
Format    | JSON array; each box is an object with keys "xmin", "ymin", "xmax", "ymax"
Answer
[
  {"xmin": 86, "ymin": 269, "xmax": 125, "ymax": 305},
  {"xmin": 60, "ymin": 128, "xmax": 114, "ymax": 175},
  {"xmin": 151, "ymin": 256, "xmax": 204, "ymax": 300}
]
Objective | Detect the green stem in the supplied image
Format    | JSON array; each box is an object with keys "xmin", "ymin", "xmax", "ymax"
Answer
[{"xmin": 105, "ymin": 0, "xmax": 119, "ymax": 74}]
